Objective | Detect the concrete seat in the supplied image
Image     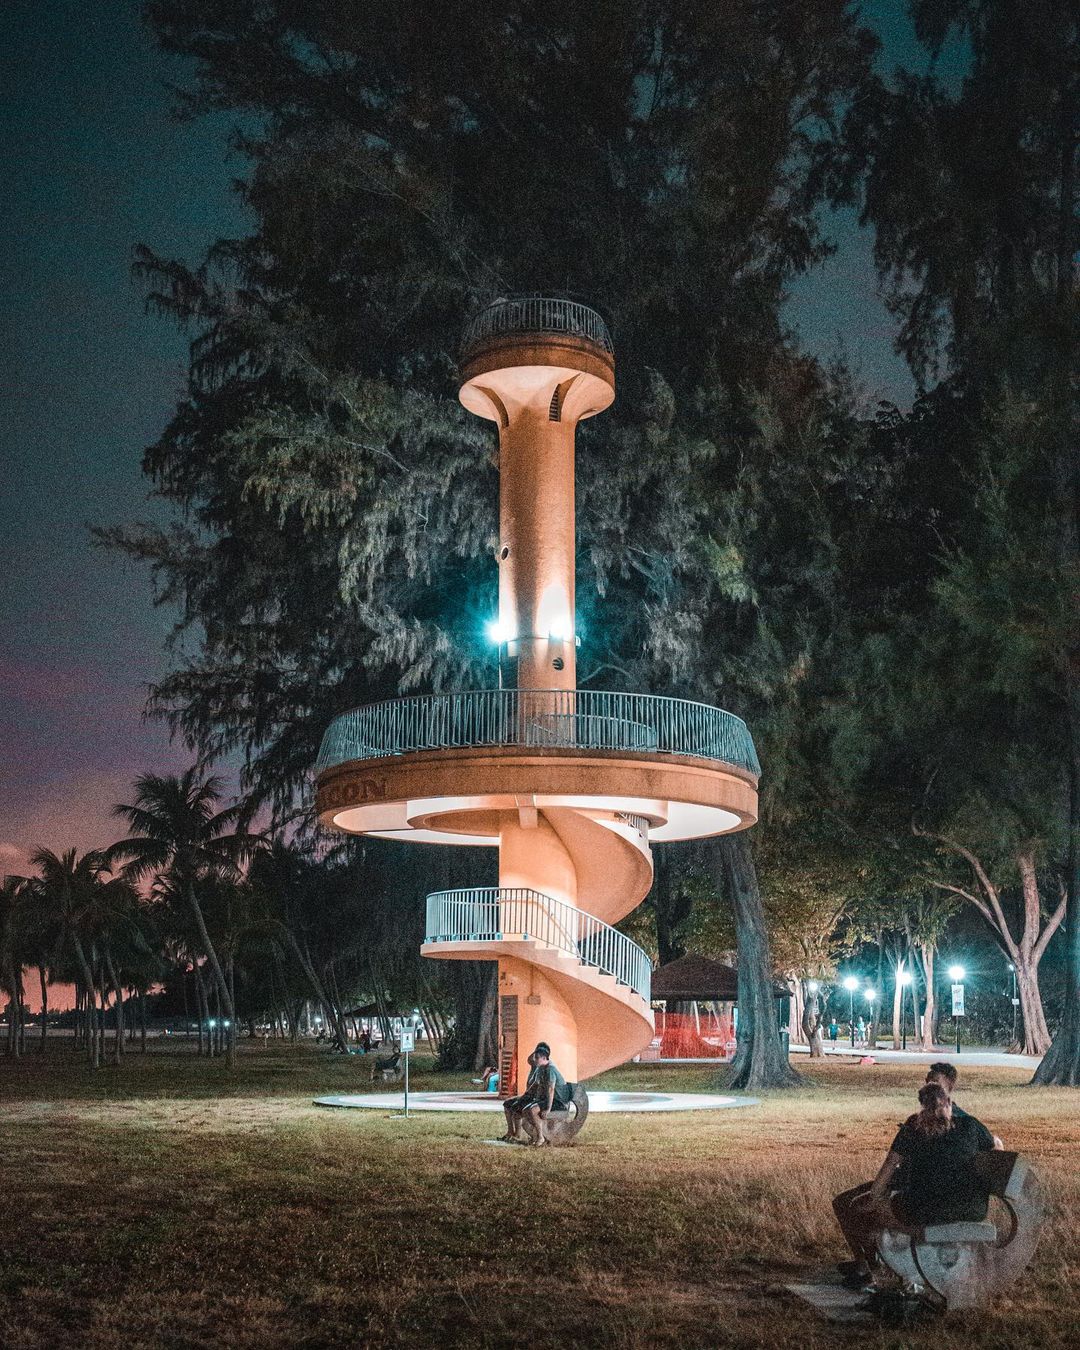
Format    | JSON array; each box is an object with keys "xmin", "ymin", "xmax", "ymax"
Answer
[
  {"xmin": 878, "ymin": 1152, "xmax": 1044, "ymax": 1310},
  {"xmin": 921, "ymin": 1221, "xmax": 998, "ymax": 1244},
  {"xmin": 539, "ymin": 1083, "xmax": 590, "ymax": 1146}
]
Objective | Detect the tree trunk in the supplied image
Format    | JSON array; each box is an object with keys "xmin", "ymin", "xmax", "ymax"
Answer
[
  {"xmin": 97, "ymin": 965, "xmax": 107, "ymax": 1067},
  {"xmin": 280, "ymin": 929, "xmax": 348, "ymax": 1051},
  {"xmin": 184, "ymin": 881, "xmax": 236, "ymax": 1065},
  {"xmin": 473, "ymin": 963, "xmax": 499, "ymax": 1072},
  {"xmin": 651, "ymin": 849, "xmax": 691, "ymax": 966},
  {"xmin": 1033, "ymin": 50, "xmax": 1080, "ymax": 1087},
  {"xmin": 104, "ymin": 950, "xmax": 124, "ymax": 1065},
  {"xmin": 226, "ymin": 955, "xmax": 236, "ymax": 1068},
  {"xmin": 193, "ymin": 963, "xmax": 209, "ymax": 1056},
  {"xmin": 71, "ymin": 941, "xmax": 98, "ymax": 1069},
  {"xmin": 917, "ymin": 943, "xmax": 936, "ymax": 1051},
  {"xmin": 870, "ymin": 943, "xmax": 885, "ymax": 1047},
  {"xmin": 789, "ymin": 980, "xmax": 807, "ymax": 1046},
  {"xmin": 1033, "ymin": 734, "xmax": 1080, "ymax": 1083},
  {"xmin": 1015, "ymin": 961, "xmax": 1051, "ymax": 1056},
  {"xmin": 139, "ymin": 988, "xmax": 147, "ymax": 1053},
  {"xmin": 712, "ymin": 834, "xmax": 801, "ymax": 1089},
  {"xmin": 801, "ymin": 982, "xmax": 824, "ymax": 1057},
  {"xmin": 38, "ymin": 966, "xmax": 48, "ymax": 1052}
]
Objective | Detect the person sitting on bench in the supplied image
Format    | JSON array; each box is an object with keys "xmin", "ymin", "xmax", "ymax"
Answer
[
  {"xmin": 499, "ymin": 1052, "xmax": 538, "ymax": 1142},
  {"xmin": 836, "ymin": 1081, "xmax": 997, "ymax": 1292},
  {"xmin": 521, "ymin": 1043, "xmax": 572, "ymax": 1147},
  {"xmin": 833, "ymin": 1061, "xmax": 1001, "ymax": 1286}
]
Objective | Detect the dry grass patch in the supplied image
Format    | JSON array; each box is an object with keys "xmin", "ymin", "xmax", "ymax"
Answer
[{"xmin": 1, "ymin": 1044, "xmax": 1078, "ymax": 1348}]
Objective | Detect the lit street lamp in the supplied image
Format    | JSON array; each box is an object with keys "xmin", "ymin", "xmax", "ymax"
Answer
[
  {"xmin": 843, "ymin": 975, "xmax": 860, "ymax": 1047},
  {"xmin": 948, "ymin": 964, "xmax": 966, "ymax": 1055}
]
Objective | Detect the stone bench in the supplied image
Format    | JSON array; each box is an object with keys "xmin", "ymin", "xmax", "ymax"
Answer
[
  {"xmin": 877, "ymin": 1151, "xmax": 1044, "ymax": 1310},
  {"xmin": 539, "ymin": 1083, "xmax": 590, "ymax": 1146}
]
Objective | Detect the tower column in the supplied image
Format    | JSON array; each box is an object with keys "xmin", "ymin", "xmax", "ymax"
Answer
[{"xmin": 498, "ymin": 410, "xmax": 576, "ymax": 691}]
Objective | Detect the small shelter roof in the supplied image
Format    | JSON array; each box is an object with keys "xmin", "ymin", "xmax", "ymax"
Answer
[{"xmin": 651, "ymin": 953, "xmax": 790, "ymax": 1002}]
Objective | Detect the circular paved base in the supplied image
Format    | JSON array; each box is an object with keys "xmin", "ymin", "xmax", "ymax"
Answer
[{"xmin": 313, "ymin": 1090, "xmax": 758, "ymax": 1113}]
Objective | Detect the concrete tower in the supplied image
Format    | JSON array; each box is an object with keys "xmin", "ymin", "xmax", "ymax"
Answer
[{"xmin": 316, "ymin": 298, "xmax": 760, "ymax": 1092}]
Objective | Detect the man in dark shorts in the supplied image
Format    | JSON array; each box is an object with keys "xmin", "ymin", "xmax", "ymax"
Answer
[
  {"xmin": 500, "ymin": 1051, "xmax": 538, "ymax": 1142},
  {"xmin": 521, "ymin": 1042, "xmax": 572, "ymax": 1147},
  {"xmin": 832, "ymin": 1062, "xmax": 1002, "ymax": 1286}
]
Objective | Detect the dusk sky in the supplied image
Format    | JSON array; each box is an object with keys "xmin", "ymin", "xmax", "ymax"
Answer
[{"xmin": 1, "ymin": 2, "xmax": 938, "ymax": 894}]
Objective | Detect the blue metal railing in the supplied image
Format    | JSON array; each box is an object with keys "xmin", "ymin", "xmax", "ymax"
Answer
[
  {"xmin": 425, "ymin": 887, "xmax": 651, "ymax": 1003},
  {"xmin": 461, "ymin": 296, "xmax": 613, "ymax": 358},
  {"xmin": 315, "ymin": 688, "xmax": 760, "ymax": 777}
]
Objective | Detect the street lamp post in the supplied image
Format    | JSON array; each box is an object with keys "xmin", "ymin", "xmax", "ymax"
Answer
[
  {"xmin": 898, "ymin": 971, "xmax": 913, "ymax": 1050},
  {"xmin": 948, "ymin": 964, "xmax": 966, "ymax": 1055},
  {"xmin": 843, "ymin": 975, "xmax": 860, "ymax": 1048},
  {"xmin": 1008, "ymin": 962, "xmax": 1018, "ymax": 1047}
]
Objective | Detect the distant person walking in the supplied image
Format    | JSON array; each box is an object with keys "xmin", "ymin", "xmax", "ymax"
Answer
[{"xmin": 828, "ymin": 1019, "xmax": 839, "ymax": 1044}]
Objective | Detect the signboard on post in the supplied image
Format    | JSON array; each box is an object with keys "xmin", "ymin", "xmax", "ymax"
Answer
[
  {"xmin": 399, "ymin": 1025, "xmax": 415, "ymax": 1117},
  {"xmin": 951, "ymin": 984, "xmax": 965, "ymax": 1017}
]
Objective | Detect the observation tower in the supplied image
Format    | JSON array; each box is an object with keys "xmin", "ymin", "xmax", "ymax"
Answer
[{"xmin": 315, "ymin": 298, "xmax": 760, "ymax": 1092}]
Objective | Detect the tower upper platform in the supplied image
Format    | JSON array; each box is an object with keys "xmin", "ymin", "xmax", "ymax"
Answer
[{"xmin": 459, "ymin": 296, "xmax": 615, "ymax": 426}]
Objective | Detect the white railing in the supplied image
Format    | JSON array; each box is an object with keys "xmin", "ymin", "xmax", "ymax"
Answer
[
  {"xmin": 425, "ymin": 887, "xmax": 651, "ymax": 1003},
  {"xmin": 461, "ymin": 296, "xmax": 613, "ymax": 357},
  {"xmin": 315, "ymin": 688, "xmax": 760, "ymax": 777}
]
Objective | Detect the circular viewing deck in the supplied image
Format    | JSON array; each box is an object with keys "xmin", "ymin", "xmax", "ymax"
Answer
[
  {"xmin": 460, "ymin": 296, "xmax": 613, "ymax": 363},
  {"xmin": 315, "ymin": 689, "xmax": 759, "ymax": 844},
  {"xmin": 316, "ymin": 689, "xmax": 758, "ymax": 776}
]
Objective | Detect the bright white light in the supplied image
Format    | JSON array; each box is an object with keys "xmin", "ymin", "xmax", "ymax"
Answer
[
  {"xmin": 547, "ymin": 616, "xmax": 574, "ymax": 642},
  {"xmin": 864, "ymin": 989, "xmax": 876, "ymax": 1003},
  {"xmin": 898, "ymin": 971, "xmax": 913, "ymax": 986},
  {"xmin": 1007, "ymin": 963, "xmax": 1015, "ymax": 971},
  {"xmin": 843, "ymin": 975, "xmax": 860, "ymax": 992},
  {"xmin": 208, "ymin": 1019, "xmax": 217, "ymax": 1028},
  {"xmin": 485, "ymin": 618, "xmax": 516, "ymax": 645},
  {"xmin": 807, "ymin": 980, "xmax": 820, "ymax": 993},
  {"xmin": 948, "ymin": 965, "xmax": 966, "ymax": 982}
]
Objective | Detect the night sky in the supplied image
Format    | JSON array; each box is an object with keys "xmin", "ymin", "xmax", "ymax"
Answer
[{"xmin": 1, "ymin": 3, "xmax": 937, "ymax": 912}]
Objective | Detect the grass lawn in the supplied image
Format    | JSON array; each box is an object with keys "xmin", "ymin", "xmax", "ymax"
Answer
[{"xmin": 1, "ymin": 1042, "xmax": 1077, "ymax": 1348}]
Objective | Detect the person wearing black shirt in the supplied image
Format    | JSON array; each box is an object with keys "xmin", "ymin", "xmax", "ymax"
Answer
[
  {"xmin": 832, "ymin": 1063, "xmax": 1001, "ymax": 1286},
  {"xmin": 834, "ymin": 1082, "xmax": 997, "ymax": 1288}
]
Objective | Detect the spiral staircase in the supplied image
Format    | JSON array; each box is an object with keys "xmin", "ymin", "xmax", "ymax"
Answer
[{"xmin": 315, "ymin": 299, "xmax": 759, "ymax": 1093}]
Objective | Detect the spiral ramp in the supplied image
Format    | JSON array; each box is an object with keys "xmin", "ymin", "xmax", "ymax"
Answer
[{"xmin": 422, "ymin": 804, "xmax": 655, "ymax": 1083}]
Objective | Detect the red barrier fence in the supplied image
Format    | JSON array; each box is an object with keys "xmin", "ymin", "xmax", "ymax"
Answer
[{"xmin": 655, "ymin": 1009, "xmax": 736, "ymax": 1060}]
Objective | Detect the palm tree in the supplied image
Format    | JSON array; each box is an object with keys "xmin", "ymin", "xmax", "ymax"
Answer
[
  {"xmin": 0, "ymin": 875, "xmax": 29, "ymax": 1056},
  {"xmin": 29, "ymin": 848, "xmax": 110, "ymax": 1067},
  {"xmin": 107, "ymin": 769, "xmax": 262, "ymax": 1068}
]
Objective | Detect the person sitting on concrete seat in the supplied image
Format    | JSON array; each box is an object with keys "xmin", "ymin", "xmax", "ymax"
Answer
[
  {"xmin": 369, "ymin": 1050, "xmax": 401, "ymax": 1082},
  {"xmin": 833, "ymin": 1062, "xmax": 1002, "ymax": 1286},
  {"xmin": 500, "ymin": 1052, "xmax": 538, "ymax": 1142},
  {"xmin": 837, "ymin": 1082, "xmax": 997, "ymax": 1292},
  {"xmin": 521, "ymin": 1042, "xmax": 572, "ymax": 1147}
]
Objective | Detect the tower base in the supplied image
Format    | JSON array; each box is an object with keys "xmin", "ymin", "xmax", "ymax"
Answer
[{"xmin": 498, "ymin": 955, "xmax": 578, "ymax": 1094}]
